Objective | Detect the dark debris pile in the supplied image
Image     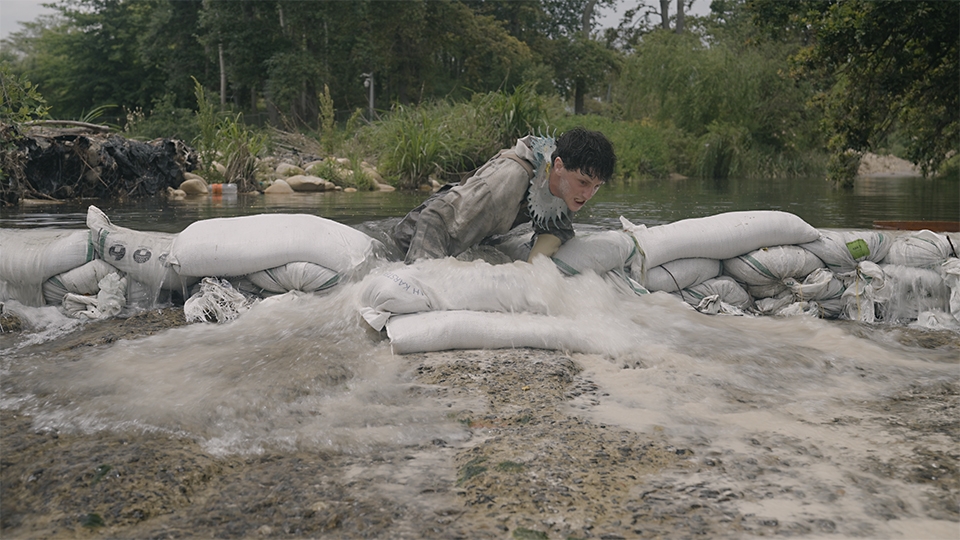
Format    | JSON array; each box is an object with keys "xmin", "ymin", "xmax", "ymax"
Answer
[{"xmin": 1, "ymin": 124, "xmax": 197, "ymax": 205}]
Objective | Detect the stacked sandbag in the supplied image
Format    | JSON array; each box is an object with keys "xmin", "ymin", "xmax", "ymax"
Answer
[
  {"xmin": 359, "ymin": 259, "xmax": 556, "ymax": 331},
  {"xmin": 645, "ymin": 258, "xmax": 723, "ymax": 293},
  {"xmin": 876, "ymin": 230, "xmax": 959, "ymax": 326},
  {"xmin": 0, "ymin": 228, "xmax": 96, "ymax": 307},
  {"xmin": 61, "ymin": 272, "xmax": 127, "ymax": 320},
  {"xmin": 750, "ymin": 268, "xmax": 845, "ymax": 318},
  {"xmin": 86, "ymin": 206, "xmax": 187, "ymax": 308},
  {"xmin": 550, "ymin": 230, "xmax": 637, "ymax": 276},
  {"xmin": 671, "ymin": 276, "xmax": 753, "ymax": 315},
  {"xmin": 796, "ymin": 230, "xmax": 889, "ymax": 322},
  {"xmin": 622, "ymin": 211, "xmax": 821, "ymax": 277},
  {"xmin": 621, "ymin": 211, "xmax": 822, "ymax": 316},
  {"xmin": 169, "ymin": 213, "xmax": 388, "ymax": 298},
  {"xmin": 42, "ymin": 259, "xmax": 118, "ymax": 305},
  {"xmin": 722, "ymin": 245, "xmax": 825, "ymax": 298}
]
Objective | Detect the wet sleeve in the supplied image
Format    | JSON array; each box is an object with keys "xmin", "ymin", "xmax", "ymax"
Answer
[{"xmin": 404, "ymin": 160, "xmax": 529, "ymax": 263}]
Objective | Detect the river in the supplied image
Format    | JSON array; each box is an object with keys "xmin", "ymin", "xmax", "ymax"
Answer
[{"xmin": 1, "ymin": 174, "xmax": 958, "ymax": 538}]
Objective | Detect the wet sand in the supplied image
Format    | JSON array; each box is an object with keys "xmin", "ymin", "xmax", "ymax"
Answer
[{"xmin": 1, "ymin": 309, "xmax": 957, "ymax": 539}]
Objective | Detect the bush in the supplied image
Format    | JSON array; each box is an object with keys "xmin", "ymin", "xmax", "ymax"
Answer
[
  {"xmin": 124, "ymin": 93, "xmax": 198, "ymax": 142},
  {"xmin": 364, "ymin": 85, "xmax": 554, "ymax": 189},
  {"xmin": 550, "ymin": 114, "xmax": 685, "ymax": 180}
]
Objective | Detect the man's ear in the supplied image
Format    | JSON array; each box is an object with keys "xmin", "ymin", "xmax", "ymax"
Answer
[{"xmin": 553, "ymin": 156, "xmax": 564, "ymax": 170}]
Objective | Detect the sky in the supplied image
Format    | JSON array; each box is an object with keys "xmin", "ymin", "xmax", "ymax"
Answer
[
  {"xmin": 0, "ymin": 0, "xmax": 711, "ymax": 41},
  {"xmin": 1, "ymin": 0, "xmax": 56, "ymax": 41}
]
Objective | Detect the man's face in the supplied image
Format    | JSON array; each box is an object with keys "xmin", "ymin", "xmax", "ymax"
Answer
[{"xmin": 548, "ymin": 157, "xmax": 604, "ymax": 212}]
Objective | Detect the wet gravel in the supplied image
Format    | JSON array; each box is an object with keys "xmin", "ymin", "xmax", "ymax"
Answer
[{"xmin": 1, "ymin": 309, "xmax": 957, "ymax": 539}]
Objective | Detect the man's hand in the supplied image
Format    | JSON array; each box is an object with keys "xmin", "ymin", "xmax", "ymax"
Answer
[{"xmin": 527, "ymin": 234, "xmax": 561, "ymax": 262}]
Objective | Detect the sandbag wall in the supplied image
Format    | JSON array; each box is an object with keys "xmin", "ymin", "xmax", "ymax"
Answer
[
  {"xmin": 359, "ymin": 211, "xmax": 960, "ymax": 348},
  {"xmin": 621, "ymin": 213, "xmax": 959, "ymax": 325},
  {"xmin": 0, "ymin": 206, "xmax": 388, "ymax": 320}
]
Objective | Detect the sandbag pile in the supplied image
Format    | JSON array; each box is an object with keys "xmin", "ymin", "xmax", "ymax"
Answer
[
  {"xmin": 358, "ymin": 211, "xmax": 960, "ymax": 354},
  {"xmin": 624, "ymin": 213, "xmax": 959, "ymax": 327},
  {"xmin": 0, "ymin": 206, "xmax": 388, "ymax": 321},
  {"xmin": 3, "ymin": 207, "xmax": 957, "ymax": 334}
]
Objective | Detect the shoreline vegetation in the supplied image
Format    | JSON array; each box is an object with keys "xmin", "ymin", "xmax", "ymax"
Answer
[
  {"xmin": 3, "ymin": 2, "xmax": 957, "ymax": 205},
  {"xmin": 0, "ymin": 105, "xmax": 942, "ymax": 207}
]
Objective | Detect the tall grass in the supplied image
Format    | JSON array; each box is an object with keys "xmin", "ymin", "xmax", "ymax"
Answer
[
  {"xmin": 364, "ymin": 85, "xmax": 552, "ymax": 189},
  {"xmin": 191, "ymin": 77, "xmax": 269, "ymax": 189}
]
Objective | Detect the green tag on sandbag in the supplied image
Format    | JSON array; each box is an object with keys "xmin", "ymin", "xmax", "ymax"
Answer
[{"xmin": 846, "ymin": 238, "xmax": 870, "ymax": 260}]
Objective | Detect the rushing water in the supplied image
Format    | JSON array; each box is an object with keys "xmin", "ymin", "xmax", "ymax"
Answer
[{"xmin": 1, "ymin": 174, "xmax": 958, "ymax": 538}]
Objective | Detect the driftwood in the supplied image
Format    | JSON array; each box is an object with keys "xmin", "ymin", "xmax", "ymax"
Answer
[
  {"xmin": 1, "ymin": 124, "xmax": 198, "ymax": 205},
  {"xmin": 23, "ymin": 120, "xmax": 113, "ymax": 132}
]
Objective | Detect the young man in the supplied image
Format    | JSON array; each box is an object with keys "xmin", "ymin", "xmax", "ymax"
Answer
[{"xmin": 393, "ymin": 127, "xmax": 616, "ymax": 264}]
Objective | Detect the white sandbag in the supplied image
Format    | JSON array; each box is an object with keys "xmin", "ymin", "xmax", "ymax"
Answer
[
  {"xmin": 169, "ymin": 213, "xmax": 385, "ymax": 280},
  {"xmin": 621, "ymin": 211, "xmax": 820, "ymax": 274},
  {"xmin": 385, "ymin": 310, "xmax": 598, "ymax": 354},
  {"xmin": 359, "ymin": 259, "xmax": 555, "ymax": 331},
  {"xmin": 603, "ymin": 268, "xmax": 650, "ymax": 296},
  {"xmin": 43, "ymin": 259, "xmax": 118, "ymax": 305},
  {"xmin": 800, "ymin": 229, "xmax": 890, "ymax": 274},
  {"xmin": 784, "ymin": 268, "xmax": 845, "ymax": 318},
  {"xmin": 641, "ymin": 258, "xmax": 722, "ymax": 292},
  {"xmin": 0, "ymin": 228, "xmax": 95, "ymax": 306},
  {"xmin": 877, "ymin": 264, "xmax": 950, "ymax": 324},
  {"xmin": 910, "ymin": 311, "xmax": 960, "ymax": 331},
  {"xmin": 942, "ymin": 258, "xmax": 960, "ymax": 319},
  {"xmin": 840, "ymin": 261, "xmax": 888, "ymax": 323},
  {"xmin": 754, "ymin": 291, "xmax": 796, "ymax": 316},
  {"xmin": 551, "ymin": 230, "xmax": 636, "ymax": 276},
  {"xmin": 756, "ymin": 269, "xmax": 845, "ymax": 318},
  {"xmin": 87, "ymin": 206, "xmax": 181, "ymax": 290},
  {"xmin": 722, "ymin": 245, "xmax": 825, "ymax": 298},
  {"xmin": 673, "ymin": 276, "xmax": 753, "ymax": 314},
  {"xmin": 245, "ymin": 262, "xmax": 341, "ymax": 294},
  {"xmin": 882, "ymin": 230, "xmax": 957, "ymax": 268},
  {"xmin": 62, "ymin": 272, "xmax": 126, "ymax": 320}
]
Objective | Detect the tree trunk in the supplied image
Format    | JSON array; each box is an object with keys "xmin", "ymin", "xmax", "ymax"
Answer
[
  {"xmin": 218, "ymin": 43, "xmax": 226, "ymax": 108},
  {"xmin": 660, "ymin": 0, "xmax": 671, "ymax": 29},
  {"xmin": 582, "ymin": 0, "xmax": 598, "ymax": 36},
  {"xmin": 676, "ymin": 0, "xmax": 685, "ymax": 34},
  {"xmin": 574, "ymin": 0, "xmax": 599, "ymax": 115}
]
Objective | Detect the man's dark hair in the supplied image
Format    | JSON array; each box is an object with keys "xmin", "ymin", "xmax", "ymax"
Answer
[{"xmin": 552, "ymin": 127, "xmax": 616, "ymax": 182}]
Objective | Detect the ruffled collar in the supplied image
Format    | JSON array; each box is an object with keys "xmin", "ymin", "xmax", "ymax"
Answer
[{"xmin": 520, "ymin": 136, "xmax": 568, "ymax": 230}]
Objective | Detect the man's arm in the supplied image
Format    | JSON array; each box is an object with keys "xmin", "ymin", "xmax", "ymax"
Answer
[{"xmin": 527, "ymin": 233, "xmax": 561, "ymax": 262}]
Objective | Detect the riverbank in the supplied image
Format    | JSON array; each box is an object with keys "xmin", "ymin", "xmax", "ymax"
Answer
[{"xmin": 1, "ymin": 308, "xmax": 958, "ymax": 539}]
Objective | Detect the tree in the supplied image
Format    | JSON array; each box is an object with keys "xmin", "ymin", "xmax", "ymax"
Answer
[
  {"xmin": 756, "ymin": 0, "xmax": 959, "ymax": 182},
  {"xmin": 4, "ymin": 0, "xmax": 166, "ymax": 120}
]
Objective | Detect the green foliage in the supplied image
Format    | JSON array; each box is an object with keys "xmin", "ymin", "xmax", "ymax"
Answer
[
  {"xmin": 124, "ymin": 93, "xmax": 199, "ymax": 142},
  {"xmin": 5, "ymin": 0, "xmax": 166, "ymax": 120},
  {"xmin": 192, "ymin": 77, "xmax": 221, "ymax": 176},
  {"xmin": 937, "ymin": 153, "xmax": 960, "ymax": 182},
  {"xmin": 551, "ymin": 114, "xmax": 680, "ymax": 180},
  {"xmin": 318, "ymin": 85, "xmax": 336, "ymax": 154},
  {"xmin": 368, "ymin": 85, "xmax": 554, "ymax": 189},
  {"xmin": 191, "ymin": 77, "xmax": 268, "ymax": 190},
  {"xmin": 0, "ymin": 66, "xmax": 49, "ymax": 197},
  {"xmin": 0, "ymin": 65, "xmax": 50, "ymax": 125},
  {"xmin": 784, "ymin": 0, "xmax": 959, "ymax": 178},
  {"xmin": 475, "ymin": 82, "xmax": 551, "ymax": 149},
  {"xmin": 375, "ymin": 103, "xmax": 450, "ymax": 189},
  {"xmin": 695, "ymin": 122, "xmax": 749, "ymax": 180}
]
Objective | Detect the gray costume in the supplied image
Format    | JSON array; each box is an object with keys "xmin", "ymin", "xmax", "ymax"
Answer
[{"xmin": 393, "ymin": 136, "xmax": 575, "ymax": 263}]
